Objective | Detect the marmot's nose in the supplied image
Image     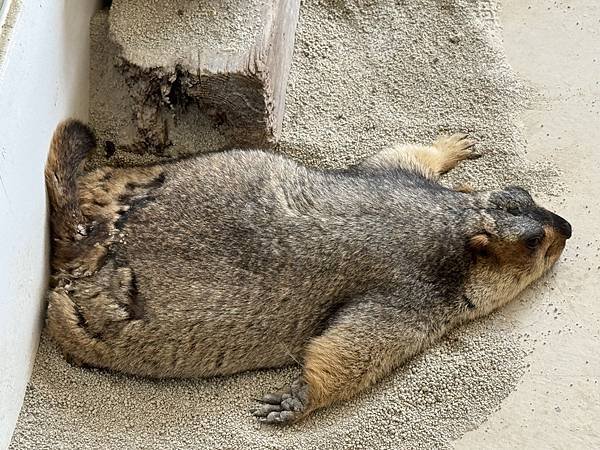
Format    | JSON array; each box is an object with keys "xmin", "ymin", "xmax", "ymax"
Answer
[{"xmin": 552, "ymin": 213, "xmax": 572, "ymax": 239}]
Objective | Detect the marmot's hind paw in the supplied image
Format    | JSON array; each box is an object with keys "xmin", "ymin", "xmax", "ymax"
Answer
[{"xmin": 251, "ymin": 378, "xmax": 309, "ymax": 424}]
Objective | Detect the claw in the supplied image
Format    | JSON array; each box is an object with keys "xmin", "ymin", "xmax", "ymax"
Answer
[
  {"xmin": 252, "ymin": 378, "xmax": 310, "ymax": 425},
  {"xmin": 259, "ymin": 410, "xmax": 296, "ymax": 424},
  {"xmin": 260, "ymin": 392, "xmax": 283, "ymax": 404},
  {"xmin": 252, "ymin": 403, "xmax": 282, "ymax": 417}
]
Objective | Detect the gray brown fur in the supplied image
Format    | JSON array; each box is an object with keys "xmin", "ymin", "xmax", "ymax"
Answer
[{"xmin": 45, "ymin": 120, "xmax": 571, "ymax": 424}]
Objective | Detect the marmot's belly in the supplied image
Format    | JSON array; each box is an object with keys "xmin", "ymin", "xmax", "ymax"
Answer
[
  {"xmin": 108, "ymin": 317, "xmax": 301, "ymax": 378},
  {"xmin": 86, "ymin": 270, "xmax": 327, "ymax": 377}
]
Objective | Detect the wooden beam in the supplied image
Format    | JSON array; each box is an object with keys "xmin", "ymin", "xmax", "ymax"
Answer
[{"xmin": 109, "ymin": 0, "xmax": 301, "ymax": 150}]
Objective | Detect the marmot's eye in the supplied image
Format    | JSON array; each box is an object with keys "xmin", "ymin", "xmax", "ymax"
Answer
[
  {"xmin": 507, "ymin": 204, "xmax": 520, "ymax": 215},
  {"xmin": 525, "ymin": 236, "xmax": 542, "ymax": 249}
]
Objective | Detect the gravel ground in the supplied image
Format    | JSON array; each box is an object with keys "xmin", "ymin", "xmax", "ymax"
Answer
[{"xmin": 10, "ymin": 0, "xmax": 561, "ymax": 448}]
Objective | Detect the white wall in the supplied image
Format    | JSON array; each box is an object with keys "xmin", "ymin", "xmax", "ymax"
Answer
[{"xmin": 0, "ymin": 1, "xmax": 99, "ymax": 447}]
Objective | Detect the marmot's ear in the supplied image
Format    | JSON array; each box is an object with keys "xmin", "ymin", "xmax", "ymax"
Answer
[{"xmin": 468, "ymin": 233, "xmax": 490, "ymax": 256}]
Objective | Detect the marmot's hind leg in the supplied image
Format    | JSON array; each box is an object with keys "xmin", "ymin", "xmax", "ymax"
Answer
[
  {"xmin": 359, "ymin": 133, "xmax": 479, "ymax": 180},
  {"xmin": 47, "ymin": 162, "xmax": 165, "ymax": 370},
  {"xmin": 47, "ymin": 259, "xmax": 145, "ymax": 371},
  {"xmin": 252, "ymin": 299, "xmax": 430, "ymax": 424}
]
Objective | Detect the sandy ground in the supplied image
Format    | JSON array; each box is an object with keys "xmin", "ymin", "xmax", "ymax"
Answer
[{"xmin": 9, "ymin": 0, "xmax": 599, "ymax": 449}]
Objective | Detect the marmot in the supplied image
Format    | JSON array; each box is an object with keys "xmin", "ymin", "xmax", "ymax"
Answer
[{"xmin": 45, "ymin": 119, "xmax": 571, "ymax": 424}]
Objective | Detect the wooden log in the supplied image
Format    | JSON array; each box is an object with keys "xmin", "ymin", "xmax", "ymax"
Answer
[{"xmin": 109, "ymin": 0, "xmax": 301, "ymax": 149}]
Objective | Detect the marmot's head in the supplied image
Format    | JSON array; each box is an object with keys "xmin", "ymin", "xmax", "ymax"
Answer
[{"xmin": 465, "ymin": 186, "xmax": 571, "ymax": 313}]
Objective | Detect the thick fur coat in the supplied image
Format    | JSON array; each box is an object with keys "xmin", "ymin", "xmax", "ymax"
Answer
[{"xmin": 45, "ymin": 120, "xmax": 571, "ymax": 423}]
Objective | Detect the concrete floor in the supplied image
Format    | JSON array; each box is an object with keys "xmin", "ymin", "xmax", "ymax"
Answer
[{"xmin": 458, "ymin": 1, "xmax": 600, "ymax": 448}]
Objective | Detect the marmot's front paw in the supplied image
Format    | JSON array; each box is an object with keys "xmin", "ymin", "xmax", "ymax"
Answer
[
  {"xmin": 252, "ymin": 378, "xmax": 310, "ymax": 424},
  {"xmin": 434, "ymin": 133, "xmax": 480, "ymax": 160}
]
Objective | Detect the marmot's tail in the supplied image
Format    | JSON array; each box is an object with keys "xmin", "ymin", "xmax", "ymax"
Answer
[{"xmin": 45, "ymin": 120, "xmax": 96, "ymax": 247}]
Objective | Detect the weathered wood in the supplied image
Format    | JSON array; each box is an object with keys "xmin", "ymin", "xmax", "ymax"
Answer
[{"xmin": 109, "ymin": 0, "xmax": 301, "ymax": 150}]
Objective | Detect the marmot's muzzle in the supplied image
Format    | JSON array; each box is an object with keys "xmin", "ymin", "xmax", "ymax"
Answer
[{"xmin": 551, "ymin": 212, "xmax": 572, "ymax": 239}]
